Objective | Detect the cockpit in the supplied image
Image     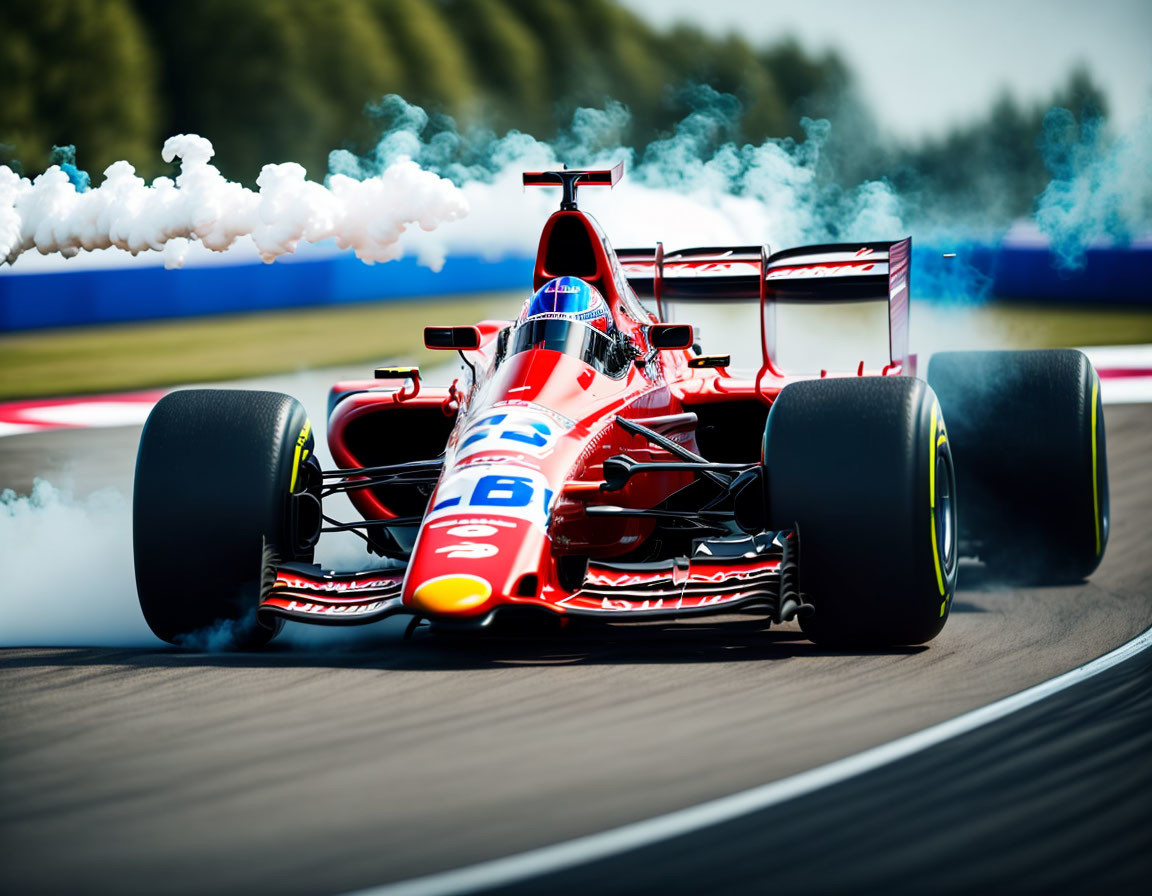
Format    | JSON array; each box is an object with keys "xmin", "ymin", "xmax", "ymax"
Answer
[
  {"xmin": 498, "ymin": 276, "xmax": 633, "ymax": 378},
  {"xmin": 506, "ymin": 318, "xmax": 632, "ymax": 377}
]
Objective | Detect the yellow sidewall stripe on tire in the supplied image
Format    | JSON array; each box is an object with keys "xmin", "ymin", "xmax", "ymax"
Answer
[
  {"xmin": 290, "ymin": 418, "xmax": 312, "ymax": 493},
  {"xmin": 1091, "ymin": 375, "xmax": 1100, "ymax": 555},
  {"xmin": 930, "ymin": 403, "xmax": 946, "ymax": 610}
]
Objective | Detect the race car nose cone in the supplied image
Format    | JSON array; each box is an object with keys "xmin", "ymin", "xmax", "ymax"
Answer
[{"xmin": 409, "ymin": 574, "xmax": 492, "ymax": 615}]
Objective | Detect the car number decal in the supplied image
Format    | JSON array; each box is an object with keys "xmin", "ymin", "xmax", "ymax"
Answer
[
  {"xmin": 427, "ymin": 464, "xmax": 556, "ymax": 530},
  {"xmin": 454, "ymin": 406, "xmax": 569, "ymax": 461}
]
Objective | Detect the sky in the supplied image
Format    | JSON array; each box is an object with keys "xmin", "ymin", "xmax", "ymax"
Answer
[{"xmin": 619, "ymin": 0, "xmax": 1152, "ymax": 140}]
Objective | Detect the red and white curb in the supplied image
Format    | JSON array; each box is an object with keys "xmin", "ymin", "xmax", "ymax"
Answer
[
  {"xmin": 1080, "ymin": 344, "xmax": 1152, "ymax": 405},
  {"xmin": 0, "ymin": 346, "xmax": 1149, "ymax": 440},
  {"xmin": 0, "ymin": 390, "xmax": 166, "ymax": 438}
]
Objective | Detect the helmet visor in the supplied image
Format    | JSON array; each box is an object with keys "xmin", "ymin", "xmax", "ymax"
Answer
[{"xmin": 508, "ymin": 318, "xmax": 628, "ymax": 377}]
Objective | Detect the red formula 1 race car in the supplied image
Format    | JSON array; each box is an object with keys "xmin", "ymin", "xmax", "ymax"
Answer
[{"xmin": 134, "ymin": 165, "xmax": 1109, "ymax": 649}]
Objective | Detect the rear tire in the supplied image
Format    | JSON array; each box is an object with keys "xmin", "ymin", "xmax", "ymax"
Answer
[
  {"xmin": 134, "ymin": 389, "xmax": 319, "ymax": 648},
  {"xmin": 764, "ymin": 377, "xmax": 957, "ymax": 647},
  {"xmin": 927, "ymin": 349, "xmax": 1108, "ymax": 584}
]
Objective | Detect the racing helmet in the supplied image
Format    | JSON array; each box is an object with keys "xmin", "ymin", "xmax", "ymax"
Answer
[{"xmin": 519, "ymin": 276, "xmax": 614, "ymax": 334}]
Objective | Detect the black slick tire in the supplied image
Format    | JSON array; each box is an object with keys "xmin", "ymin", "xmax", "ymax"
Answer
[
  {"xmin": 927, "ymin": 349, "xmax": 1108, "ymax": 584},
  {"xmin": 133, "ymin": 389, "xmax": 318, "ymax": 648},
  {"xmin": 764, "ymin": 376, "xmax": 958, "ymax": 647}
]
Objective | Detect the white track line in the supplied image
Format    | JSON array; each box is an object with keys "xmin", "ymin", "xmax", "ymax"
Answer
[{"xmin": 348, "ymin": 624, "xmax": 1152, "ymax": 896}]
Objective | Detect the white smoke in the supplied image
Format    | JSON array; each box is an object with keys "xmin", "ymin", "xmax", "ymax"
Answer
[
  {"xmin": 0, "ymin": 479, "xmax": 161, "ymax": 647},
  {"xmin": 0, "ymin": 475, "xmax": 404, "ymax": 650},
  {"xmin": 0, "ymin": 134, "xmax": 468, "ymax": 269},
  {"xmin": 0, "ymin": 366, "xmax": 411, "ymax": 651}
]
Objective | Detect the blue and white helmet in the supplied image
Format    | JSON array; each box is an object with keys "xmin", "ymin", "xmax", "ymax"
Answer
[{"xmin": 519, "ymin": 277, "xmax": 614, "ymax": 334}]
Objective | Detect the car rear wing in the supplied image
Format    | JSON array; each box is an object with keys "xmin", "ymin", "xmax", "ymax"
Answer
[
  {"xmin": 617, "ymin": 245, "xmax": 767, "ymax": 304},
  {"xmin": 764, "ymin": 239, "xmax": 911, "ymax": 367},
  {"xmin": 523, "ymin": 163, "xmax": 624, "ymax": 210},
  {"xmin": 619, "ymin": 238, "xmax": 911, "ymax": 371}
]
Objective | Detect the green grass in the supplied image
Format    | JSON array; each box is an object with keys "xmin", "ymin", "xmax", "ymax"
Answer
[
  {"xmin": 909, "ymin": 302, "xmax": 1152, "ymax": 354},
  {"xmin": 0, "ymin": 295, "xmax": 1149, "ymax": 400},
  {"xmin": 0, "ymin": 292, "xmax": 521, "ymax": 400}
]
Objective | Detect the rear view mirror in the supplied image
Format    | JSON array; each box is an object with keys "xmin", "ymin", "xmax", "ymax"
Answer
[
  {"xmin": 425, "ymin": 326, "xmax": 482, "ymax": 350},
  {"xmin": 649, "ymin": 323, "xmax": 694, "ymax": 350}
]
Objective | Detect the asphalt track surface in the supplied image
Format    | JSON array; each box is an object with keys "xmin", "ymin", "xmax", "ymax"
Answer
[{"xmin": 1, "ymin": 403, "xmax": 1150, "ymax": 894}]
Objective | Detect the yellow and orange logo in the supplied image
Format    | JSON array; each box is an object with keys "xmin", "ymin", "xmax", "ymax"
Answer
[{"xmin": 409, "ymin": 574, "xmax": 492, "ymax": 615}]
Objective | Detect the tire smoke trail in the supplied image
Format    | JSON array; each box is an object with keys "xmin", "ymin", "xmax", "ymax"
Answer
[
  {"xmin": 0, "ymin": 480, "xmax": 160, "ymax": 647},
  {"xmin": 0, "ymin": 134, "xmax": 468, "ymax": 269}
]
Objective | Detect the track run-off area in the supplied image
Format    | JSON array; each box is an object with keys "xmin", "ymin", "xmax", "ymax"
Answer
[{"xmin": 0, "ymin": 354, "xmax": 1150, "ymax": 894}]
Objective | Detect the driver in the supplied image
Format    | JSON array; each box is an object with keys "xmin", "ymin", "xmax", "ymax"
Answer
[
  {"xmin": 507, "ymin": 277, "xmax": 634, "ymax": 376},
  {"xmin": 518, "ymin": 276, "xmax": 615, "ymax": 334}
]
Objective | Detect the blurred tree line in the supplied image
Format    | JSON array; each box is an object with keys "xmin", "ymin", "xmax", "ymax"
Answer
[{"xmin": 0, "ymin": 0, "xmax": 1110, "ymax": 224}]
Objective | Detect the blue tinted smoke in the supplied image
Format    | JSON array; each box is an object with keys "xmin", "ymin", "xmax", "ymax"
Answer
[
  {"xmin": 331, "ymin": 90, "xmax": 1149, "ymax": 298},
  {"xmin": 1035, "ymin": 105, "xmax": 1152, "ymax": 268},
  {"xmin": 331, "ymin": 91, "xmax": 904, "ymax": 246},
  {"xmin": 48, "ymin": 145, "xmax": 90, "ymax": 192}
]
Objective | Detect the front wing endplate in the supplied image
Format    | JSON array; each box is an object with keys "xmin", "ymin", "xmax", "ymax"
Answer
[{"xmin": 258, "ymin": 561, "xmax": 405, "ymax": 626}]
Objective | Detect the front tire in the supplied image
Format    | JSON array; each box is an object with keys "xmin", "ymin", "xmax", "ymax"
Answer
[
  {"xmin": 134, "ymin": 389, "xmax": 319, "ymax": 648},
  {"xmin": 764, "ymin": 377, "xmax": 957, "ymax": 647}
]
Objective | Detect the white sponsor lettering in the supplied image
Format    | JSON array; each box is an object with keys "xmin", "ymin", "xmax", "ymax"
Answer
[
  {"xmin": 662, "ymin": 261, "xmax": 761, "ymax": 277},
  {"xmin": 765, "ymin": 262, "xmax": 884, "ymax": 280},
  {"xmin": 456, "ymin": 454, "xmax": 543, "ymax": 470},
  {"xmin": 284, "ymin": 599, "xmax": 391, "ymax": 616},
  {"xmin": 581, "ymin": 563, "xmax": 777, "ymax": 589},
  {"xmin": 277, "ymin": 576, "xmax": 399, "ymax": 594},
  {"xmin": 572, "ymin": 592, "xmax": 746, "ymax": 613},
  {"xmin": 447, "ymin": 524, "xmax": 499, "ymax": 537},
  {"xmin": 435, "ymin": 542, "xmax": 499, "ymax": 559},
  {"xmin": 491, "ymin": 400, "xmax": 575, "ymax": 429}
]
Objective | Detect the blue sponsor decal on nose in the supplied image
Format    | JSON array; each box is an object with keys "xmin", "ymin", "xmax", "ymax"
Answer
[{"xmin": 472, "ymin": 475, "xmax": 535, "ymax": 507}]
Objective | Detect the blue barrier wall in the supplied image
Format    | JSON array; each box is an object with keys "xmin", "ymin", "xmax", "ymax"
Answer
[
  {"xmin": 980, "ymin": 246, "xmax": 1151, "ymax": 302},
  {"xmin": 1, "ymin": 244, "xmax": 1149, "ymax": 332},
  {"xmin": 0, "ymin": 253, "xmax": 533, "ymax": 331},
  {"xmin": 912, "ymin": 244, "xmax": 1151, "ymax": 304}
]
